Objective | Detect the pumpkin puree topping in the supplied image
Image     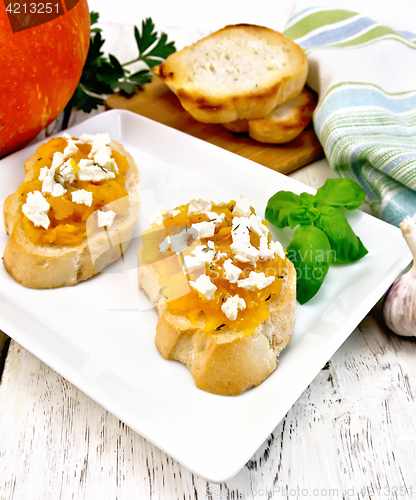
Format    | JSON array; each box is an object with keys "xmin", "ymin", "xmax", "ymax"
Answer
[
  {"xmin": 20, "ymin": 136, "xmax": 129, "ymax": 246},
  {"xmin": 142, "ymin": 201, "xmax": 288, "ymax": 335}
]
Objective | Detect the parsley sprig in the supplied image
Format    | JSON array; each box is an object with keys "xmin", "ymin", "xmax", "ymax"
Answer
[{"xmin": 63, "ymin": 13, "xmax": 176, "ymax": 127}]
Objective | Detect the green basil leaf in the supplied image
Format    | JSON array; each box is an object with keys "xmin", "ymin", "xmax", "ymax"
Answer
[
  {"xmin": 286, "ymin": 225, "xmax": 333, "ymax": 304},
  {"xmin": 314, "ymin": 206, "xmax": 368, "ymax": 263},
  {"xmin": 288, "ymin": 206, "xmax": 320, "ymax": 229},
  {"xmin": 266, "ymin": 191, "xmax": 314, "ymax": 228},
  {"xmin": 314, "ymin": 178, "xmax": 366, "ymax": 210}
]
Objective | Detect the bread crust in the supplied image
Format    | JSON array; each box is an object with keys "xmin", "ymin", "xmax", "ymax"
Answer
[
  {"xmin": 154, "ymin": 24, "xmax": 308, "ymax": 124},
  {"xmin": 138, "ymin": 238, "xmax": 296, "ymax": 396},
  {"xmin": 248, "ymin": 87, "xmax": 317, "ymax": 143},
  {"xmin": 222, "ymin": 87, "xmax": 317, "ymax": 143},
  {"xmin": 3, "ymin": 140, "xmax": 140, "ymax": 289}
]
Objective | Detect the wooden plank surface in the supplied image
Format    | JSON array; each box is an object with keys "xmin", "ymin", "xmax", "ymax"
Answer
[
  {"xmin": 2, "ymin": 310, "xmax": 416, "ymax": 499},
  {"xmin": 105, "ymin": 78, "xmax": 324, "ymax": 175}
]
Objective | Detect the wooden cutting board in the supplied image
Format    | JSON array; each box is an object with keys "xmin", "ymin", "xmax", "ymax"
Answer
[{"xmin": 106, "ymin": 79, "xmax": 324, "ymax": 175}]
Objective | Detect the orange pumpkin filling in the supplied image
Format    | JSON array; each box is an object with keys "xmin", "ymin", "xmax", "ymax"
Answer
[
  {"xmin": 142, "ymin": 202, "xmax": 288, "ymax": 335},
  {"xmin": 20, "ymin": 136, "xmax": 129, "ymax": 246}
]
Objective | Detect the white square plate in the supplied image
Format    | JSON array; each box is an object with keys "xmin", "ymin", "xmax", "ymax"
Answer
[{"xmin": 0, "ymin": 110, "xmax": 411, "ymax": 482}]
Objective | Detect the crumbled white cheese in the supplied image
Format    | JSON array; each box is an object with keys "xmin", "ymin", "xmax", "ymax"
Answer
[
  {"xmin": 189, "ymin": 274, "xmax": 217, "ymax": 300},
  {"xmin": 215, "ymin": 251, "xmax": 228, "ymax": 261},
  {"xmin": 192, "ymin": 220, "xmax": 216, "ymax": 238},
  {"xmin": 79, "ymin": 132, "xmax": 112, "ymax": 157},
  {"xmin": 183, "ymin": 242, "xmax": 216, "ymax": 273},
  {"xmin": 233, "ymin": 196, "xmax": 252, "ymax": 217},
  {"xmin": 188, "ymin": 197, "xmax": 212, "ymax": 215},
  {"xmin": 237, "ymin": 271, "xmax": 275, "ymax": 291},
  {"xmin": 72, "ymin": 189, "xmax": 93, "ymax": 206},
  {"xmin": 22, "ymin": 190, "xmax": 50, "ymax": 229},
  {"xmin": 68, "ymin": 133, "xmax": 119, "ymax": 175},
  {"xmin": 148, "ymin": 206, "xmax": 180, "ymax": 225},
  {"xmin": 206, "ymin": 211, "xmax": 225, "ymax": 226},
  {"xmin": 159, "ymin": 236, "xmax": 170, "ymax": 252},
  {"xmin": 223, "ymin": 259, "xmax": 242, "ymax": 283},
  {"xmin": 51, "ymin": 183, "xmax": 66, "ymax": 197},
  {"xmin": 248, "ymin": 214, "xmax": 268, "ymax": 237},
  {"xmin": 39, "ymin": 166, "xmax": 66, "ymax": 197},
  {"xmin": 159, "ymin": 229, "xmax": 192, "ymax": 254},
  {"xmin": 93, "ymin": 147, "xmax": 118, "ymax": 173},
  {"xmin": 183, "ymin": 255, "xmax": 202, "ymax": 273},
  {"xmin": 221, "ymin": 295, "xmax": 246, "ymax": 321},
  {"xmin": 59, "ymin": 159, "xmax": 77, "ymax": 183},
  {"xmin": 211, "ymin": 198, "xmax": 229, "ymax": 207},
  {"xmin": 52, "ymin": 152, "xmax": 65, "ymax": 169},
  {"xmin": 271, "ymin": 240, "xmax": 285, "ymax": 260},
  {"xmin": 259, "ymin": 235, "xmax": 274, "ymax": 260},
  {"xmin": 62, "ymin": 133, "xmax": 80, "ymax": 159},
  {"xmin": 97, "ymin": 209, "xmax": 116, "ymax": 228},
  {"xmin": 77, "ymin": 161, "xmax": 116, "ymax": 182},
  {"xmin": 171, "ymin": 232, "xmax": 188, "ymax": 254},
  {"xmin": 230, "ymin": 217, "xmax": 260, "ymax": 263}
]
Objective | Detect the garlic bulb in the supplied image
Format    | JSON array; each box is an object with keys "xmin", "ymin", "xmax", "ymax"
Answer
[{"xmin": 383, "ymin": 216, "xmax": 416, "ymax": 337}]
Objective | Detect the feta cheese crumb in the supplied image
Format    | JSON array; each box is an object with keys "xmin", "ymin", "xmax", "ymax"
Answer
[
  {"xmin": 230, "ymin": 217, "xmax": 260, "ymax": 263},
  {"xmin": 237, "ymin": 271, "xmax": 275, "ymax": 291},
  {"xmin": 221, "ymin": 295, "xmax": 246, "ymax": 321},
  {"xmin": 62, "ymin": 134, "xmax": 80, "ymax": 159},
  {"xmin": 52, "ymin": 183, "xmax": 66, "ymax": 197},
  {"xmin": 215, "ymin": 252, "xmax": 228, "ymax": 261},
  {"xmin": 59, "ymin": 159, "xmax": 77, "ymax": 183},
  {"xmin": 77, "ymin": 161, "xmax": 116, "ymax": 182},
  {"xmin": 188, "ymin": 197, "xmax": 212, "ymax": 215},
  {"xmin": 233, "ymin": 196, "xmax": 252, "ymax": 217},
  {"xmin": 72, "ymin": 189, "xmax": 93, "ymax": 206},
  {"xmin": 52, "ymin": 152, "xmax": 65, "ymax": 169},
  {"xmin": 271, "ymin": 240, "xmax": 285, "ymax": 260},
  {"xmin": 148, "ymin": 206, "xmax": 180, "ymax": 226},
  {"xmin": 248, "ymin": 214, "xmax": 268, "ymax": 237},
  {"xmin": 206, "ymin": 211, "xmax": 225, "ymax": 226},
  {"xmin": 259, "ymin": 235, "xmax": 274, "ymax": 260},
  {"xmin": 223, "ymin": 259, "xmax": 242, "ymax": 283},
  {"xmin": 183, "ymin": 243, "xmax": 216, "ymax": 273},
  {"xmin": 192, "ymin": 220, "xmax": 216, "ymax": 238},
  {"xmin": 211, "ymin": 198, "xmax": 229, "ymax": 207},
  {"xmin": 79, "ymin": 133, "xmax": 112, "ymax": 157},
  {"xmin": 39, "ymin": 166, "xmax": 66, "ymax": 197},
  {"xmin": 22, "ymin": 191, "xmax": 50, "ymax": 229},
  {"xmin": 189, "ymin": 274, "xmax": 217, "ymax": 300},
  {"xmin": 159, "ymin": 236, "xmax": 170, "ymax": 252},
  {"xmin": 97, "ymin": 209, "xmax": 116, "ymax": 228},
  {"xmin": 93, "ymin": 147, "xmax": 118, "ymax": 173},
  {"xmin": 159, "ymin": 229, "xmax": 193, "ymax": 254}
]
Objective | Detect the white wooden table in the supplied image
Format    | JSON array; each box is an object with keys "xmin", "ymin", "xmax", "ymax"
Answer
[
  {"xmin": 1, "ymin": 157, "xmax": 416, "ymax": 499},
  {"xmin": 2, "ymin": 4, "xmax": 416, "ymax": 497}
]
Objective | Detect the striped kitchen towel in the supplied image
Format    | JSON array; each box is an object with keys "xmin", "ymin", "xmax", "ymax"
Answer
[{"xmin": 284, "ymin": 6, "xmax": 416, "ymax": 226}]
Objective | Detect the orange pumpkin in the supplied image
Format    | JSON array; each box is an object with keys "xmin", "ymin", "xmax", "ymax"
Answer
[{"xmin": 0, "ymin": 1, "xmax": 90, "ymax": 157}]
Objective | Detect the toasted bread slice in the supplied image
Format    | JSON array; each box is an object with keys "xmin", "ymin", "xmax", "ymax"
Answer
[
  {"xmin": 222, "ymin": 87, "xmax": 317, "ymax": 143},
  {"xmin": 138, "ymin": 199, "xmax": 296, "ymax": 395},
  {"xmin": 3, "ymin": 139, "xmax": 140, "ymax": 289},
  {"xmin": 154, "ymin": 24, "xmax": 308, "ymax": 124}
]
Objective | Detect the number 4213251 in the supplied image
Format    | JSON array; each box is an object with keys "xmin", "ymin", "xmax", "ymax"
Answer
[{"xmin": 6, "ymin": 3, "xmax": 60, "ymax": 14}]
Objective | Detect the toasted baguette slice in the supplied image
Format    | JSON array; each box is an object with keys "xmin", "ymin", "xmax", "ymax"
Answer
[
  {"xmin": 222, "ymin": 87, "xmax": 317, "ymax": 143},
  {"xmin": 153, "ymin": 24, "xmax": 308, "ymax": 124},
  {"xmin": 138, "ymin": 201, "xmax": 296, "ymax": 396},
  {"xmin": 3, "ymin": 140, "xmax": 140, "ymax": 289}
]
